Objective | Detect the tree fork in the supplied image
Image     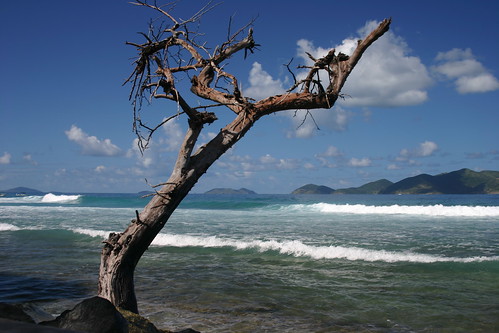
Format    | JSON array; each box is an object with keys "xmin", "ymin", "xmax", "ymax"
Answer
[{"xmin": 99, "ymin": 2, "xmax": 390, "ymax": 314}]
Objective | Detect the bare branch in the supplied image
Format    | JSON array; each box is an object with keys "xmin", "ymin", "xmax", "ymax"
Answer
[
  {"xmin": 102, "ymin": 4, "xmax": 391, "ymax": 313},
  {"xmin": 294, "ymin": 109, "xmax": 321, "ymax": 131}
]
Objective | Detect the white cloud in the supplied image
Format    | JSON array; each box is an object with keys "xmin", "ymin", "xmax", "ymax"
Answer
[
  {"xmin": 260, "ymin": 154, "xmax": 277, "ymax": 164},
  {"xmin": 348, "ymin": 157, "xmax": 372, "ymax": 167},
  {"xmin": 217, "ymin": 153, "xmax": 301, "ymax": 175},
  {"xmin": 398, "ymin": 140, "xmax": 438, "ymax": 160},
  {"xmin": 125, "ymin": 119, "xmax": 185, "ymax": 176},
  {"xmin": 433, "ymin": 48, "xmax": 499, "ymax": 94},
  {"xmin": 244, "ymin": 62, "xmax": 286, "ymax": 100},
  {"xmin": 127, "ymin": 138, "xmax": 157, "ymax": 169},
  {"xmin": 387, "ymin": 164, "xmax": 400, "ymax": 170},
  {"xmin": 65, "ymin": 125, "xmax": 122, "ymax": 157},
  {"xmin": 304, "ymin": 162, "xmax": 315, "ymax": 169},
  {"xmin": 297, "ymin": 21, "xmax": 432, "ymax": 107},
  {"xmin": 314, "ymin": 145, "xmax": 343, "ymax": 168},
  {"xmin": 22, "ymin": 154, "xmax": 38, "ymax": 166},
  {"xmin": 95, "ymin": 165, "xmax": 106, "ymax": 173},
  {"xmin": 417, "ymin": 141, "xmax": 438, "ymax": 157},
  {"xmin": 0, "ymin": 152, "xmax": 11, "ymax": 164},
  {"xmin": 455, "ymin": 73, "xmax": 499, "ymax": 94},
  {"xmin": 160, "ymin": 119, "xmax": 185, "ymax": 152},
  {"xmin": 287, "ymin": 106, "xmax": 352, "ymax": 138},
  {"xmin": 320, "ymin": 145, "xmax": 343, "ymax": 158}
]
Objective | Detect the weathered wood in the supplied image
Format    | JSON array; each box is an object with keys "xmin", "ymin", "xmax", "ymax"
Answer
[{"xmin": 99, "ymin": 2, "xmax": 391, "ymax": 313}]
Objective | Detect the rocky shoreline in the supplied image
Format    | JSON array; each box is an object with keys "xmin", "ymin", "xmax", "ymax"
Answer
[{"xmin": 0, "ymin": 297, "xmax": 199, "ymax": 333}]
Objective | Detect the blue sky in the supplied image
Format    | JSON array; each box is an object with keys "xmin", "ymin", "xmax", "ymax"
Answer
[{"xmin": 1, "ymin": 0, "xmax": 498, "ymax": 194}]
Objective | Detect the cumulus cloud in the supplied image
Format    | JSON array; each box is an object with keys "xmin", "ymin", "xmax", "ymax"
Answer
[
  {"xmin": 398, "ymin": 141, "xmax": 438, "ymax": 160},
  {"xmin": 23, "ymin": 154, "xmax": 37, "ymax": 165},
  {"xmin": 159, "ymin": 119, "xmax": 185, "ymax": 152},
  {"xmin": 95, "ymin": 165, "xmax": 106, "ymax": 173},
  {"xmin": 125, "ymin": 118, "xmax": 186, "ymax": 176},
  {"xmin": 387, "ymin": 164, "xmax": 400, "ymax": 170},
  {"xmin": 216, "ymin": 153, "xmax": 301, "ymax": 175},
  {"xmin": 0, "ymin": 152, "xmax": 11, "ymax": 164},
  {"xmin": 417, "ymin": 141, "xmax": 439, "ymax": 157},
  {"xmin": 297, "ymin": 21, "xmax": 432, "ymax": 107},
  {"xmin": 432, "ymin": 48, "xmax": 499, "ymax": 93},
  {"xmin": 319, "ymin": 145, "xmax": 343, "ymax": 158},
  {"xmin": 243, "ymin": 20, "xmax": 434, "ymax": 139},
  {"xmin": 287, "ymin": 107, "xmax": 352, "ymax": 138},
  {"xmin": 65, "ymin": 125, "xmax": 122, "ymax": 156},
  {"xmin": 127, "ymin": 138, "xmax": 157, "ymax": 169},
  {"xmin": 348, "ymin": 157, "xmax": 372, "ymax": 167},
  {"xmin": 244, "ymin": 62, "xmax": 286, "ymax": 100}
]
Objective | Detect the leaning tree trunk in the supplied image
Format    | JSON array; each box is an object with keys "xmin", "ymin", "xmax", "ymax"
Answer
[
  {"xmin": 98, "ymin": 111, "xmax": 257, "ymax": 313},
  {"xmin": 98, "ymin": 3, "xmax": 391, "ymax": 313},
  {"xmin": 97, "ymin": 176, "xmax": 195, "ymax": 313}
]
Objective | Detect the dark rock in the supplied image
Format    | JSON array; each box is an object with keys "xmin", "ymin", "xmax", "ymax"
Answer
[
  {"xmin": 20, "ymin": 303, "xmax": 55, "ymax": 323},
  {"xmin": 174, "ymin": 329, "xmax": 200, "ymax": 333},
  {"xmin": 40, "ymin": 297, "xmax": 128, "ymax": 333},
  {"xmin": 117, "ymin": 308, "xmax": 163, "ymax": 333},
  {"xmin": 0, "ymin": 302, "xmax": 35, "ymax": 323},
  {"xmin": 0, "ymin": 318, "xmax": 83, "ymax": 332}
]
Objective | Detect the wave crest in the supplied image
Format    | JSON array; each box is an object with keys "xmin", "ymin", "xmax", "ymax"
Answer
[
  {"xmin": 41, "ymin": 193, "xmax": 81, "ymax": 203},
  {"xmin": 285, "ymin": 203, "xmax": 499, "ymax": 217},
  {"xmin": 73, "ymin": 228, "xmax": 112, "ymax": 238},
  {"xmin": 150, "ymin": 233, "xmax": 499, "ymax": 263},
  {"xmin": 0, "ymin": 223, "xmax": 20, "ymax": 231}
]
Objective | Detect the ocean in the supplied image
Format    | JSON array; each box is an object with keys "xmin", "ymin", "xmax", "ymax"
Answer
[{"xmin": 1, "ymin": 193, "xmax": 498, "ymax": 332}]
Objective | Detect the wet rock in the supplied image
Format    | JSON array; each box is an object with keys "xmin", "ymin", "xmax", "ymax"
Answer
[
  {"xmin": 40, "ymin": 296, "xmax": 128, "ymax": 333},
  {"xmin": 0, "ymin": 302, "xmax": 35, "ymax": 323}
]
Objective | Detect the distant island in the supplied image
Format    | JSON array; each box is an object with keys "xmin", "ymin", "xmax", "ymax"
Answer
[
  {"xmin": 4, "ymin": 168, "xmax": 498, "ymax": 196},
  {"xmin": 0, "ymin": 187, "xmax": 45, "ymax": 195},
  {"xmin": 204, "ymin": 188, "xmax": 257, "ymax": 195},
  {"xmin": 292, "ymin": 168, "xmax": 499, "ymax": 195}
]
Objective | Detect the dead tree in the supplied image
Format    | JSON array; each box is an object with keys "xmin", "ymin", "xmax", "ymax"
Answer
[{"xmin": 98, "ymin": 1, "xmax": 391, "ymax": 313}]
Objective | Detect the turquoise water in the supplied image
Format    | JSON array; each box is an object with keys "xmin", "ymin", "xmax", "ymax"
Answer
[{"xmin": 1, "ymin": 193, "xmax": 498, "ymax": 332}]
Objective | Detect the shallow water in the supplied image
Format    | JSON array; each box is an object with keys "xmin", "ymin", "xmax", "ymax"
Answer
[{"xmin": 1, "ymin": 193, "xmax": 498, "ymax": 332}]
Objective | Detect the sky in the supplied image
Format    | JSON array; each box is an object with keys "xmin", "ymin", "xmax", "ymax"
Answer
[{"xmin": 1, "ymin": 0, "xmax": 498, "ymax": 194}]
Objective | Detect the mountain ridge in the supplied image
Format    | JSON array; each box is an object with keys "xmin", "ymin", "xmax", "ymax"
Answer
[
  {"xmin": 204, "ymin": 188, "xmax": 257, "ymax": 195},
  {"xmin": 0, "ymin": 187, "xmax": 45, "ymax": 195},
  {"xmin": 292, "ymin": 168, "xmax": 499, "ymax": 195}
]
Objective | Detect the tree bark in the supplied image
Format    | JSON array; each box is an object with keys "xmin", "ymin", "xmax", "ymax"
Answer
[
  {"xmin": 98, "ymin": 111, "xmax": 257, "ymax": 312},
  {"xmin": 98, "ymin": 3, "xmax": 391, "ymax": 313}
]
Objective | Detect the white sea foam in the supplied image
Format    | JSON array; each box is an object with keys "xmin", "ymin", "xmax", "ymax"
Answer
[
  {"xmin": 150, "ymin": 233, "xmax": 499, "ymax": 263},
  {"xmin": 0, "ymin": 195, "xmax": 42, "ymax": 204},
  {"xmin": 73, "ymin": 228, "xmax": 113, "ymax": 238},
  {"xmin": 34, "ymin": 227, "xmax": 499, "ymax": 263},
  {"xmin": 41, "ymin": 193, "xmax": 81, "ymax": 203},
  {"xmin": 286, "ymin": 203, "xmax": 499, "ymax": 217},
  {"xmin": 0, "ymin": 222, "xmax": 20, "ymax": 231}
]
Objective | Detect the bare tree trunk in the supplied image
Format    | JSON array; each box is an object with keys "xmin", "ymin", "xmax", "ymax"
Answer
[
  {"xmin": 97, "ymin": 182, "xmax": 189, "ymax": 313},
  {"xmin": 97, "ymin": 1, "xmax": 390, "ymax": 313},
  {"xmin": 98, "ymin": 112, "xmax": 257, "ymax": 312}
]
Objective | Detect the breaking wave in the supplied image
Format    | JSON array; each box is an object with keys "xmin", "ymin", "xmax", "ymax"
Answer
[
  {"xmin": 41, "ymin": 193, "xmax": 81, "ymax": 203},
  {"xmin": 285, "ymin": 203, "xmax": 499, "ymax": 217},
  {"xmin": 146, "ymin": 233, "xmax": 499, "ymax": 263},
  {"xmin": 0, "ymin": 194, "xmax": 81, "ymax": 204},
  {"xmin": 0, "ymin": 223, "xmax": 20, "ymax": 231},
  {"xmin": 6, "ymin": 225, "xmax": 498, "ymax": 263},
  {"xmin": 73, "ymin": 228, "xmax": 112, "ymax": 238}
]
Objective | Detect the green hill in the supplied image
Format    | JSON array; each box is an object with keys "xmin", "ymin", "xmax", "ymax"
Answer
[
  {"xmin": 205, "ymin": 188, "xmax": 257, "ymax": 194},
  {"xmin": 291, "ymin": 168, "xmax": 499, "ymax": 195},
  {"xmin": 291, "ymin": 184, "xmax": 335, "ymax": 194},
  {"xmin": 335, "ymin": 179, "xmax": 393, "ymax": 194},
  {"xmin": 1, "ymin": 187, "xmax": 45, "ymax": 195},
  {"xmin": 381, "ymin": 168, "xmax": 499, "ymax": 194}
]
